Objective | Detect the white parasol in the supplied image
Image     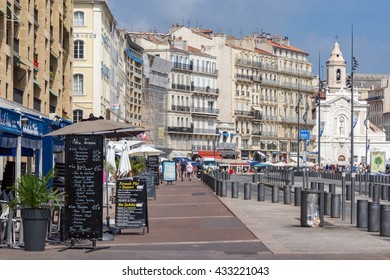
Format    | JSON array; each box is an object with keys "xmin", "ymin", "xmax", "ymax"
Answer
[
  {"xmin": 117, "ymin": 146, "xmax": 132, "ymax": 178},
  {"xmin": 128, "ymin": 145, "xmax": 164, "ymax": 157}
]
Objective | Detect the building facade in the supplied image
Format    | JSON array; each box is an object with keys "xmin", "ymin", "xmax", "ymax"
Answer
[
  {"xmin": 314, "ymin": 41, "xmax": 390, "ymax": 167},
  {"xmin": 171, "ymin": 26, "xmax": 315, "ymax": 162},
  {"xmin": 73, "ymin": 0, "xmax": 143, "ymax": 126},
  {"xmin": 0, "ymin": 0, "xmax": 73, "ymax": 118}
]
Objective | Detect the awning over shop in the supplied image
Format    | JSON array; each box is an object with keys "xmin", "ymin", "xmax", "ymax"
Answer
[{"xmin": 197, "ymin": 150, "xmax": 222, "ymax": 159}]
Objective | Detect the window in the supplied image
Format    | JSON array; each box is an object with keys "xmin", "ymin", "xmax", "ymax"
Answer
[
  {"xmin": 73, "ymin": 74, "xmax": 84, "ymax": 95},
  {"xmin": 74, "ymin": 40, "xmax": 84, "ymax": 59},
  {"xmin": 74, "ymin": 11, "xmax": 85, "ymax": 26},
  {"xmin": 73, "ymin": 109, "xmax": 83, "ymax": 123}
]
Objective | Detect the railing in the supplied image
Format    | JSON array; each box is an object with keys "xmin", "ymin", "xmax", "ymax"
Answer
[
  {"xmin": 171, "ymin": 83, "xmax": 191, "ymax": 91},
  {"xmin": 171, "ymin": 105, "xmax": 190, "ymax": 112},
  {"xmin": 192, "ymin": 107, "xmax": 219, "ymax": 114},
  {"xmin": 167, "ymin": 126, "xmax": 193, "ymax": 133}
]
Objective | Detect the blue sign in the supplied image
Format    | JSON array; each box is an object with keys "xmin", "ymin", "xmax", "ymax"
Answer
[
  {"xmin": 300, "ymin": 129, "xmax": 310, "ymax": 140},
  {"xmin": 0, "ymin": 107, "xmax": 22, "ymax": 135}
]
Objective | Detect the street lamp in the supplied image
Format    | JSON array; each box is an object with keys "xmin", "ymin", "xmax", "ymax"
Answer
[
  {"xmin": 316, "ymin": 54, "xmax": 325, "ymax": 177},
  {"xmin": 346, "ymin": 25, "xmax": 359, "ymax": 224},
  {"xmin": 296, "ymin": 87, "xmax": 302, "ymax": 173},
  {"xmin": 364, "ymin": 105, "xmax": 369, "ymax": 195}
]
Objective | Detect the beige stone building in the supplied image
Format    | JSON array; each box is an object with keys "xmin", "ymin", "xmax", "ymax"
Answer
[
  {"xmin": 171, "ymin": 26, "xmax": 315, "ymax": 162},
  {"xmin": 0, "ymin": 0, "xmax": 73, "ymax": 118},
  {"xmin": 72, "ymin": 0, "xmax": 143, "ymax": 126}
]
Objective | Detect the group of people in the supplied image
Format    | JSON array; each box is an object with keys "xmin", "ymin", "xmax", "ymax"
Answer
[
  {"xmin": 315, "ymin": 163, "xmax": 371, "ymax": 174},
  {"xmin": 177, "ymin": 159, "xmax": 194, "ymax": 181}
]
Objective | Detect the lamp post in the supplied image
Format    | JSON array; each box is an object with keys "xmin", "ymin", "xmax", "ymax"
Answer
[
  {"xmin": 346, "ymin": 25, "xmax": 358, "ymax": 224},
  {"xmin": 316, "ymin": 54, "xmax": 324, "ymax": 177},
  {"xmin": 364, "ymin": 105, "xmax": 369, "ymax": 195},
  {"xmin": 296, "ymin": 87, "xmax": 302, "ymax": 173}
]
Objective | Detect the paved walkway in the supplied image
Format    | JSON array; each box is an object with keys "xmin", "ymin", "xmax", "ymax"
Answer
[{"xmin": 1, "ymin": 175, "xmax": 390, "ymax": 259}]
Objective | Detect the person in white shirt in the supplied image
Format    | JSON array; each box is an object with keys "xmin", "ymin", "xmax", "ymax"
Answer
[{"xmin": 186, "ymin": 162, "xmax": 194, "ymax": 181}]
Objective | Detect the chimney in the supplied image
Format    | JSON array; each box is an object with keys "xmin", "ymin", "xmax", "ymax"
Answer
[{"xmin": 282, "ymin": 36, "xmax": 290, "ymax": 46}]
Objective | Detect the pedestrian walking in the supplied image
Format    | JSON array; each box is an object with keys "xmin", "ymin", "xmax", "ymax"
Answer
[
  {"xmin": 180, "ymin": 159, "xmax": 187, "ymax": 181},
  {"xmin": 186, "ymin": 162, "xmax": 194, "ymax": 181}
]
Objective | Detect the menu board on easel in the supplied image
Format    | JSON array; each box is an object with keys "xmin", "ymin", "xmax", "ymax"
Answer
[
  {"xmin": 64, "ymin": 135, "xmax": 103, "ymax": 239},
  {"xmin": 115, "ymin": 178, "xmax": 148, "ymax": 231},
  {"xmin": 139, "ymin": 171, "xmax": 156, "ymax": 199}
]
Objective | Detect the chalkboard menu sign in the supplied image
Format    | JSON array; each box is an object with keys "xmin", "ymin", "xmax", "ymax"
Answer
[
  {"xmin": 64, "ymin": 135, "xmax": 103, "ymax": 239},
  {"xmin": 139, "ymin": 172, "xmax": 156, "ymax": 199},
  {"xmin": 147, "ymin": 155, "xmax": 160, "ymax": 186},
  {"xmin": 115, "ymin": 178, "xmax": 148, "ymax": 230},
  {"xmin": 147, "ymin": 155, "xmax": 159, "ymax": 171}
]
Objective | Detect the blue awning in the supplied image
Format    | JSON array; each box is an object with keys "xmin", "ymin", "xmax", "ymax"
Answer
[
  {"xmin": 0, "ymin": 107, "xmax": 22, "ymax": 135},
  {"xmin": 21, "ymin": 134, "xmax": 42, "ymax": 149},
  {"xmin": 0, "ymin": 133, "xmax": 18, "ymax": 148}
]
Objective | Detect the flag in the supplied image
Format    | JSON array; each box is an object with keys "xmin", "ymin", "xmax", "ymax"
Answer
[
  {"xmin": 319, "ymin": 121, "xmax": 325, "ymax": 138},
  {"xmin": 139, "ymin": 132, "xmax": 147, "ymax": 141},
  {"xmin": 353, "ymin": 111, "xmax": 359, "ymax": 128}
]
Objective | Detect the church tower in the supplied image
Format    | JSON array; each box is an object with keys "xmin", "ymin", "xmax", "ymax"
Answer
[{"xmin": 326, "ymin": 41, "xmax": 347, "ymax": 91}]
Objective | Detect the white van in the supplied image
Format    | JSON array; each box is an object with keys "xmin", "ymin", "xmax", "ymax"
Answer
[{"xmin": 200, "ymin": 157, "xmax": 218, "ymax": 171}]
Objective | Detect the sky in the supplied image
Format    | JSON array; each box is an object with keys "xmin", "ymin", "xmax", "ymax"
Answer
[{"xmin": 108, "ymin": 0, "xmax": 390, "ymax": 76}]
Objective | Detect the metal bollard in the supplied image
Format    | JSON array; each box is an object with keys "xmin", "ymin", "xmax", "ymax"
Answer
[
  {"xmin": 373, "ymin": 184, "xmax": 380, "ymax": 202},
  {"xmin": 324, "ymin": 192, "xmax": 331, "ymax": 215},
  {"xmin": 231, "ymin": 182, "xmax": 238, "ymax": 198},
  {"xmin": 346, "ymin": 184, "xmax": 351, "ymax": 201},
  {"xmin": 331, "ymin": 193, "xmax": 341, "ymax": 218},
  {"xmin": 294, "ymin": 187, "xmax": 302, "ymax": 206},
  {"xmin": 357, "ymin": 199, "xmax": 368, "ymax": 228},
  {"xmin": 272, "ymin": 185, "xmax": 279, "ymax": 203},
  {"xmin": 244, "ymin": 183, "xmax": 251, "ymax": 200},
  {"xmin": 368, "ymin": 202, "xmax": 380, "ymax": 232},
  {"xmin": 221, "ymin": 181, "xmax": 227, "ymax": 197},
  {"xmin": 284, "ymin": 185, "xmax": 291, "ymax": 205},
  {"xmin": 317, "ymin": 182, "xmax": 324, "ymax": 192},
  {"xmin": 258, "ymin": 183, "xmax": 265, "ymax": 201},
  {"xmin": 380, "ymin": 204, "xmax": 390, "ymax": 237},
  {"xmin": 329, "ymin": 183, "xmax": 336, "ymax": 194},
  {"xmin": 381, "ymin": 184, "xmax": 388, "ymax": 201},
  {"xmin": 369, "ymin": 182, "xmax": 373, "ymax": 198},
  {"xmin": 216, "ymin": 180, "xmax": 222, "ymax": 196}
]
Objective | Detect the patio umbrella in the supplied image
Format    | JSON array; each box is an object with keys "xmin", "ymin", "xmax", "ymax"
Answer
[
  {"xmin": 117, "ymin": 146, "xmax": 132, "ymax": 178},
  {"xmin": 45, "ymin": 115, "xmax": 145, "ymax": 139},
  {"xmin": 128, "ymin": 145, "xmax": 163, "ymax": 157},
  {"xmin": 273, "ymin": 162, "xmax": 286, "ymax": 167},
  {"xmin": 106, "ymin": 141, "xmax": 117, "ymax": 180}
]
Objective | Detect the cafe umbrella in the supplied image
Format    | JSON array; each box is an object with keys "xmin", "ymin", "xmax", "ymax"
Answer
[
  {"xmin": 127, "ymin": 145, "xmax": 164, "ymax": 157},
  {"xmin": 45, "ymin": 115, "xmax": 145, "ymax": 239}
]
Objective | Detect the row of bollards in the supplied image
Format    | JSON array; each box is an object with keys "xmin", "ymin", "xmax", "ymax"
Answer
[
  {"xmin": 212, "ymin": 176, "xmax": 390, "ymax": 236},
  {"xmin": 357, "ymin": 200, "xmax": 390, "ymax": 236}
]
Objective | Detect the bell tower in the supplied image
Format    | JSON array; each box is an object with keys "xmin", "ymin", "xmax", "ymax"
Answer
[{"xmin": 326, "ymin": 41, "xmax": 347, "ymax": 91}]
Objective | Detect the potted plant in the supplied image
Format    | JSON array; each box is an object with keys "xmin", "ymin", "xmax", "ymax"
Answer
[{"xmin": 8, "ymin": 169, "xmax": 66, "ymax": 251}]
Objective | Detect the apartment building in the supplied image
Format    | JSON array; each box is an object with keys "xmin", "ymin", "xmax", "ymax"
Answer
[
  {"xmin": 0, "ymin": 0, "xmax": 73, "ymax": 117},
  {"xmin": 73, "ymin": 0, "xmax": 143, "ymax": 126},
  {"xmin": 130, "ymin": 32, "xmax": 219, "ymax": 157},
  {"xmin": 171, "ymin": 26, "xmax": 315, "ymax": 162}
]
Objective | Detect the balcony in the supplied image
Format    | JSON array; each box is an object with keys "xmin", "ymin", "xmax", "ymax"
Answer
[
  {"xmin": 171, "ymin": 83, "xmax": 190, "ymax": 91},
  {"xmin": 167, "ymin": 126, "xmax": 194, "ymax": 133},
  {"xmin": 235, "ymin": 74, "xmax": 252, "ymax": 82},
  {"xmin": 192, "ymin": 107, "xmax": 219, "ymax": 115},
  {"xmin": 171, "ymin": 105, "xmax": 190, "ymax": 112},
  {"xmin": 172, "ymin": 62, "xmax": 191, "ymax": 71},
  {"xmin": 193, "ymin": 128, "xmax": 218, "ymax": 134},
  {"xmin": 191, "ymin": 85, "xmax": 219, "ymax": 94},
  {"xmin": 217, "ymin": 142, "xmax": 237, "ymax": 149},
  {"xmin": 234, "ymin": 110, "xmax": 253, "ymax": 118}
]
